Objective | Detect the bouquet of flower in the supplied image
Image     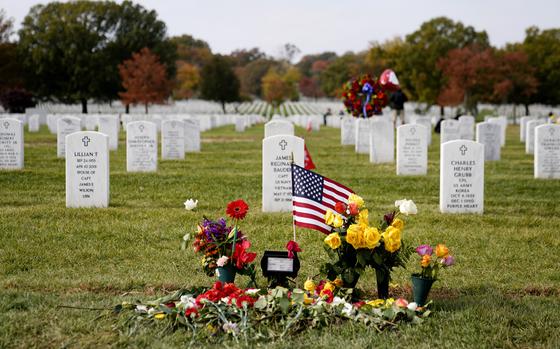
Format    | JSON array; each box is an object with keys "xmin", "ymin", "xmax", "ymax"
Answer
[
  {"xmin": 321, "ymin": 195, "xmax": 416, "ymax": 295},
  {"xmin": 414, "ymin": 244, "xmax": 455, "ymax": 280},
  {"xmin": 341, "ymin": 74, "xmax": 389, "ymax": 118},
  {"xmin": 189, "ymin": 199, "xmax": 257, "ymax": 285}
]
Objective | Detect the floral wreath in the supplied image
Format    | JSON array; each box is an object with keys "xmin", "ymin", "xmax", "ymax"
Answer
[{"xmin": 342, "ymin": 74, "xmax": 389, "ymax": 118}]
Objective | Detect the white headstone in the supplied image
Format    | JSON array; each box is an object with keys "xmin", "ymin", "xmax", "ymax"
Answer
[
  {"xmin": 65, "ymin": 131, "xmax": 109, "ymax": 208},
  {"xmin": 458, "ymin": 115, "xmax": 475, "ymax": 140},
  {"xmin": 0, "ymin": 118, "xmax": 24, "ymax": 170},
  {"xmin": 262, "ymin": 135, "xmax": 304, "ymax": 212},
  {"xmin": 264, "ymin": 120, "xmax": 294, "ymax": 138},
  {"xmin": 57, "ymin": 117, "xmax": 82, "ymax": 158},
  {"xmin": 520, "ymin": 116, "xmax": 535, "ymax": 143},
  {"xmin": 440, "ymin": 140, "xmax": 484, "ymax": 214},
  {"xmin": 475, "ymin": 122, "xmax": 501, "ymax": 161},
  {"xmin": 396, "ymin": 124, "xmax": 427, "ymax": 175},
  {"xmin": 488, "ymin": 116, "xmax": 507, "ymax": 147},
  {"xmin": 184, "ymin": 119, "xmax": 201, "ymax": 152},
  {"xmin": 235, "ymin": 116, "xmax": 246, "ymax": 132},
  {"xmin": 369, "ymin": 118, "xmax": 394, "ymax": 163},
  {"xmin": 85, "ymin": 115, "xmax": 99, "ymax": 131},
  {"xmin": 126, "ymin": 121, "xmax": 157, "ymax": 172},
  {"xmin": 535, "ymin": 124, "xmax": 560, "ymax": 179},
  {"xmin": 440, "ymin": 119, "xmax": 460, "ymax": 144},
  {"xmin": 97, "ymin": 115, "xmax": 119, "ymax": 150},
  {"xmin": 161, "ymin": 120, "xmax": 185, "ymax": 160},
  {"xmin": 28, "ymin": 114, "xmax": 40, "ymax": 132},
  {"xmin": 526, "ymin": 119, "xmax": 546, "ymax": 154},
  {"xmin": 412, "ymin": 116, "xmax": 432, "ymax": 146},
  {"xmin": 355, "ymin": 118, "xmax": 370, "ymax": 154},
  {"xmin": 341, "ymin": 118, "xmax": 356, "ymax": 145}
]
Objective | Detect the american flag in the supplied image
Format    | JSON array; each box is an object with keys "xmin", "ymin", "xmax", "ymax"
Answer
[{"xmin": 291, "ymin": 164, "xmax": 354, "ymax": 234}]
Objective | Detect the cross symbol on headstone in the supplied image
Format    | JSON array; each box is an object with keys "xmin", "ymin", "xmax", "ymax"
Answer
[
  {"xmin": 139, "ymin": 124, "xmax": 145, "ymax": 132},
  {"xmin": 3, "ymin": 121, "xmax": 8, "ymax": 129},
  {"xmin": 410, "ymin": 127, "xmax": 416, "ymax": 135},
  {"xmin": 82, "ymin": 136, "xmax": 91, "ymax": 147},
  {"xmin": 279, "ymin": 139, "xmax": 288, "ymax": 150},
  {"xmin": 460, "ymin": 145, "xmax": 468, "ymax": 155}
]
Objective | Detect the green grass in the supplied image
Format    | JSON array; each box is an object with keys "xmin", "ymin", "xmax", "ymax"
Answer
[{"xmin": 1, "ymin": 123, "xmax": 559, "ymax": 348}]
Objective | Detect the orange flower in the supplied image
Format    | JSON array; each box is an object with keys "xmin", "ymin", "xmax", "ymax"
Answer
[
  {"xmin": 436, "ymin": 244, "xmax": 449, "ymax": 258},
  {"xmin": 421, "ymin": 254, "xmax": 431, "ymax": 268}
]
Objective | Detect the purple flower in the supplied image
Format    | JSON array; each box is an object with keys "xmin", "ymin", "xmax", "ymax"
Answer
[
  {"xmin": 202, "ymin": 218, "xmax": 230, "ymax": 241},
  {"xmin": 416, "ymin": 244, "xmax": 433, "ymax": 256},
  {"xmin": 383, "ymin": 212, "xmax": 395, "ymax": 226},
  {"xmin": 443, "ymin": 255, "xmax": 455, "ymax": 266}
]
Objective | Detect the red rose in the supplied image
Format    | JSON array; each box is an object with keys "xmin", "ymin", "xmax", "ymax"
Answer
[
  {"xmin": 334, "ymin": 202, "xmax": 346, "ymax": 214},
  {"xmin": 348, "ymin": 202, "xmax": 359, "ymax": 215},
  {"xmin": 226, "ymin": 199, "xmax": 249, "ymax": 220},
  {"xmin": 286, "ymin": 240, "xmax": 301, "ymax": 259}
]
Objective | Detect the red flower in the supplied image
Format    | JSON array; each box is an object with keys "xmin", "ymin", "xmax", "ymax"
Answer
[
  {"xmin": 321, "ymin": 289, "xmax": 334, "ymax": 303},
  {"xmin": 226, "ymin": 199, "xmax": 249, "ymax": 220},
  {"xmin": 184, "ymin": 307, "xmax": 199, "ymax": 317},
  {"xmin": 348, "ymin": 202, "xmax": 359, "ymax": 215},
  {"xmin": 232, "ymin": 240, "xmax": 257, "ymax": 269},
  {"xmin": 334, "ymin": 202, "xmax": 346, "ymax": 214},
  {"xmin": 286, "ymin": 240, "xmax": 301, "ymax": 259}
]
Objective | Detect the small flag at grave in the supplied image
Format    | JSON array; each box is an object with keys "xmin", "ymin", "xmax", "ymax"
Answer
[
  {"xmin": 291, "ymin": 164, "xmax": 354, "ymax": 234},
  {"xmin": 304, "ymin": 143, "xmax": 316, "ymax": 170}
]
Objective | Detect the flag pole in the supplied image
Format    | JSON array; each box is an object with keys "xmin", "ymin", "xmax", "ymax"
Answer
[{"xmin": 291, "ymin": 151, "xmax": 296, "ymax": 242}]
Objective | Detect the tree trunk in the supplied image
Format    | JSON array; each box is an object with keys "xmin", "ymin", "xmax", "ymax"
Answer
[
  {"xmin": 145, "ymin": 103, "xmax": 148, "ymax": 114},
  {"xmin": 221, "ymin": 101, "xmax": 226, "ymax": 114},
  {"xmin": 125, "ymin": 104, "xmax": 129, "ymax": 114},
  {"xmin": 81, "ymin": 99, "xmax": 88, "ymax": 114},
  {"xmin": 525, "ymin": 104, "xmax": 530, "ymax": 116},
  {"xmin": 440, "ymin": 105, "xmax": 444, "ymax": 117}
]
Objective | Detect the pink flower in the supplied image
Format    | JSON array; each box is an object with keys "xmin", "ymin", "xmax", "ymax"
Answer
[
  {"xmin": 286, "ymin": 240, "xmax": 302, "ymax": 259},
  {"xmin": 395, "ymin": 298, "xmax": 409, "ymax": 308},
  {"xmin": 416, "ymin": 244, "xmax": 433, "ymax": 256},
  {"xmin": 443, "ymin": 255, "xmax": 455, "ymax": 266}
]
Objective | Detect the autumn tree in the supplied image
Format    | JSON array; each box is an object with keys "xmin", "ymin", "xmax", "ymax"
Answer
[
  {"xmin": 119, "ymin": 48, "xmax": 171, "ymax": 113},
  {"xmin": 174, "ymin": 62, "xmax": 200, "ymax": 99},
  {"xmin": 199, "ymin": 55, "xmax": 240, "ymax": 113},
  {"xmin": 320, "ymin": 52, "xmax": 367, "ymax": 97},
  {"xmin": 262, "ymin": 68, "xmax": 288, "ymax": 107},
  {"xmin": 237, "ymin": 58, "xmax": 280, "ymax": 98}
]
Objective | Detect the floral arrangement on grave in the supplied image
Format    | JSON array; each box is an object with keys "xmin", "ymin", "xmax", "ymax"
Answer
[
  {"xmin": 189, "ymin": 199, "xmax": 257, "ymax": 286},
  {"xmin": 411, "ymin": 243, "xmax": 454, "ymax": 306},
  {"xmin": 321, "ymin": 196, "xmax": 416, "ymax": 298},
  {"xmin": 341, "ymin": 69, "xmax": 400, "ymax": 118}
]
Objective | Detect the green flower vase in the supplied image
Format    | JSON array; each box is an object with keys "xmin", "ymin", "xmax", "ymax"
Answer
[
  {"xmin": 216, "ymin": 264, "xmax": 237, "ymax": 283},
  {"xmin": 411, "ymin": 274, "xmax": 435, "ymax": 306},
  {"xmin": 375, "ymin": 268, "xmax": 390, "ymax": 299}
]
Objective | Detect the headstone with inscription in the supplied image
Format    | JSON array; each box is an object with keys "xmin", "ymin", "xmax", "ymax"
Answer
[
  {"xmin": 355, "ymin": 118, "xmax": 370, "ymax": 154},
  {"xmin": 57, "ymin": 116, "xmax": 82, "ymax": 158},
  {"xmin": 161, "ymin": 120, "xmax": 185, "ymax": 160},
  {"xmin": 440, "ymin": 119, "xmax": 461, "ymax": 144},
  {"xmin": 66, "ymin": 131, "xmax": 109, "ymax": 208},
  {"xmin": 126, "ymin": 121, "xmax": 157, "ymax": 172},
  {"xmin": 264, "ymin": 120, "xmax": 294, "ymax": 138},
  {"xmin": 475, "ymin": 122, "xmax": 501, "ymax": 161},
  {"xmin": 97, "ymin": 115, "xmax": 119, "ymax": 150},
  {"xmin": 535, "ymin": 124, "xmax": 560, "ymax": 179},
  {"xmin": 412, "ymin": 116, "xmax": 432, "ymax": 146},
  {"xmin": 396, "ymin": 124, "xmax": 427, "ymax": 175},
  {"xmin": 262, "ymin": 135, "xmax": 304, "ymax": 212},
  {"xmin": 458, "ymin": 115, "xmax": 475, "ymax": 140},
  {"xmin": 184, "ymin": 119, "xmax": 201, "ymax": 152},
  {"xmin": 369, "ymin": 118, "xmax": 394, "ymax": 163},
  {"xmin": 0, "ymin": 118, "xmax": 24, "ymax": 170},
  {"xmin": 341, "ymin": 118, "xmax": 355, "ymax": 145},
  {"xmin": 526, "ymin": 119, "xmax": 546, "ymax": 154},
  {"xmin": 440, "ymin": 140, "xmax": 484, "ymax": 214}
]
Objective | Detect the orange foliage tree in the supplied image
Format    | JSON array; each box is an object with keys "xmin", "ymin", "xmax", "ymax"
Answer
[{"xmin": 119, "ymin": 47, "xmax": 171, "ymax": 113}]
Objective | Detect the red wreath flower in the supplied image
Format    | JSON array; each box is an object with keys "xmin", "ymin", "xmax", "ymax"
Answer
[{"xmin": 226, "ymin": 199, "xmax": 249, "ymax": 220}]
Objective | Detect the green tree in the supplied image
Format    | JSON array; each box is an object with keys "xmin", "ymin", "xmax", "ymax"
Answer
[
  {"xmin": 200, "ymin": 55, "xmax": 240, "ymax": 113},
  {"xmin": 18, "ymin": 1, "xmax": 175, "ymax": 113},
  {"xmin": 522, "ymin": 26, "xmax": 560, "ymax": 106},
  {"xmin": 400, "ymin": 17, "xmax": 489, "ymax": 114},
  {"xmin": 320, "ymin": 52, "xmax": 367, "ymax": 97}
]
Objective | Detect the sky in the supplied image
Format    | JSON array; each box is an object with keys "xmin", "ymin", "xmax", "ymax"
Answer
[{"xmin": 2, "ymin": 0, "xmax": 559, "ymax": 59}]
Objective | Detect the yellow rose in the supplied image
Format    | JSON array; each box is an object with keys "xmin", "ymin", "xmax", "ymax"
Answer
[
  {"xmin": 348, "ymin": 194, "xmax": 365, "ymax": 208},
  {"xmin": 332, "ymin": 214, "xmax": 344, "ymax": 228},
  {"xmin": 366, "ymin": 299, "xmax": 384, "ymax": 307},
  {"xmin": 382, "ymin": 226, "xmax": 401, "ymax": 253},
  {"xmin": 346, "ymin": 224, "xmax": 364, "ymax": 249},
  {"xmin": 304, "ymin": 279, "xmax": 316, "ymax": 292},
  {"xmin": 324, "ymin": 233, "xmax": 342, "ymax": 249},
  {"xmin": 333, "ymin": 278, "xmax": 343, "ymax": 287},
  {"xmin": 154, "ymin": 313, "xmax": 165, "ymax": 320},
  {"xmin": 436, "ymin": 244, "xmax": 449, "ymax": 258},
  {"xmin": 391, "ymin": 218, "xmax": 404, "ymax": 230},
  {"xmin": 358, "ymin": 209, "xmax": 369, "ymax": 227},
  {"xmin": 324, "ymin": 209, "xmax": 335, "ymax": 225},
  {"xmin": 303, "ymin": 293, "xmax": 314, "ymax": 305},
  {"xmin": 364, "ymin": 226, "xmax": 381, "ymax": 249},
  {"xmin": 323, "ymin": 282, "xmax": 335, "ymax": 292}
]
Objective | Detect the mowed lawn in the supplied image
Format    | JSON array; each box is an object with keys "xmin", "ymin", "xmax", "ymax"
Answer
[{"xmin": 1, "ymin": 120, "xmax": 559, "ymax": 348}]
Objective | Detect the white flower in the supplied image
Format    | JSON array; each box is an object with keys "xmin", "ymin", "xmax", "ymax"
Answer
[
  {"xmin": 395, "ymin": 199, "xmax": 417, "ymax": 216},
  {"xmin": 217, "ymin": 256, "xmax": 229, "ymax": 267},
  {"xmin": 182, "ymin": 233, "xmax": 190, "ymax": 241},
  {"xmin": 407, "ymin": 302, "xmax": 418, "ymax": 311},
  {"xmin": 245, "ymin": 288, "xmax": 260, "ymax": 295},
  {"xmin": 178, "ymin": 295, "xmax": 196, "ymax": 309},
  {"xmin": 222, "ymin": 321, "xmax": 239, "ymax": 334},
  {"xmin": 183, "ymin": 199, "xmax": 198, "ymax": 210},
  {"xmin": 341, "ymin": 303, "xmax": 354, "ymax": 317},
  {"xmin": 135, "ymin": 305, "xmax": 148, "ymax": 313},
  {"xmin": 331, "ymin": 297, "xmax": 345, "ymax": 306},
  {"xmin": 147, "ymin": 308, "xmax": 157, "ymax": 315}
]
